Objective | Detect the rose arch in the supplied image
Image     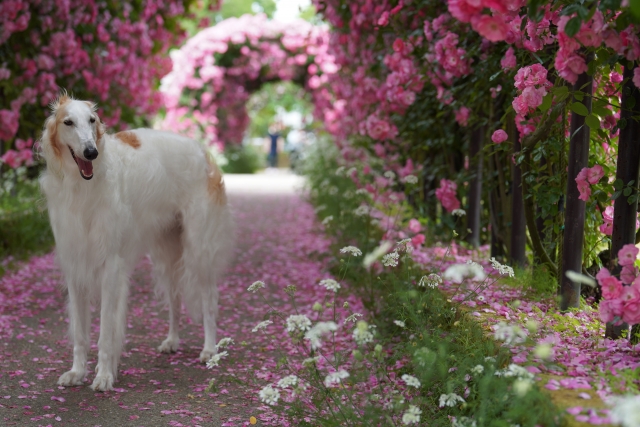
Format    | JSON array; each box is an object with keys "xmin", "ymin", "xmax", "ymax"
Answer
[{"xmin": 159, "ymin": 14, "xmax": 338, "ymax": 148}]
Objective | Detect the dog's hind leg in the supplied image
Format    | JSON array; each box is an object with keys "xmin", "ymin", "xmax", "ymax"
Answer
[
  {"xmin": 151, "ymin": 223, "xmax": 183, "ymax": 354},
  {"xmin": 199, "ymin": 285, "xmax": 219, "ymax": 362},
  {"xmin": 58, "ymin": 283, "xmax": 91, "ymax": 386},
  {"xmin": 91, "ymin": 259, "xmax": 129, "ymax": 392}
]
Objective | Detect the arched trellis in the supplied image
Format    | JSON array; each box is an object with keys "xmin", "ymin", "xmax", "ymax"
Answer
[{"xmin": 160, "ymin": 14, "xmax": 338, "ymax": 148}]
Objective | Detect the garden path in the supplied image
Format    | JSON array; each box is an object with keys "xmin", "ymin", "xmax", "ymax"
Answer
[{"xmin": 0, "ymin": 171, "xmax": 357, "ymax": 427}]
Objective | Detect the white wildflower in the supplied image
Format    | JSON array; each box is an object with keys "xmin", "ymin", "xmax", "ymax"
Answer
[
  {"xmin": 443, "ymin": 262, "xmax": 487, "ymax": 283},
  {"xmin": 402, "ymin": 405, "xmax": 422, "ymax": 425},
  {"xmin": 347, "ymin": 167, "xmax": 357, "ymax": 176},
  {"xmin": 401, "ymin": 374, "xmax": 420, "ymax": 388},
  {"xmin": 206, "ymin": 351, "xmax": 228, "ymax": 368},
  {"xmin": 477, "ymin": 295, "xmax": 485, "ymax": 301},
  {"xmin": 363, "ymin": 241, "xmax": 393, "ymax": 269},
  {"xmin": 216, "ymin": 337, "xmax": 234, "ymax": 350},
  {"xmin": 335, "ymin": 166, "xmax": 345, "ymax": 176},
  {"xmin": 319, "ymin": 279, "xmax": 341, "ymax": 292},
  {"xmin": 403, "ymin": 175, "xmax": 418, "ymax": 184},
  {"xmin": 314, "ymin": 204, "xmax": 327, "ymax": 213},
  {"xmin": 414, "ymin": 347, "xmax": 433, "ymax": 367},
  {"xmin": 285, "ymin": 314, "xmax": 312, "ymax": 333},
  {"xmin": 355, "ymin": 188, "xmax": 370, "ymax": 196},
  {"xmin": 513, "ymin": 378, "xmax": 533, "ymax": 397},
  {"xmin": 493, "ymin": 322, "xmax": 527, "ymax": 346},
  {"xmin": 344, "ymin": 313, "xmax": 363, "ymax": 324},
  {"xmin": 394, "ymin": 320, "xmax": 406, "ymax": 328},
  {"xmin": 247, "ymin": 281, "xmax": 265, "ymax": 293},
  {"xmin": 418, "ymin": 273, "xmax": 442, "ymax": 288},
  {"xmin": 609, "ymin": 395, "xmax": 640, "ymax": 427},
  {"xmin": 452, "ymin": 417, "xmax": 477, "ymax": 427},
  {"xmin": 396, "ymin": 238, "xmax": 414, "ymax": 253},
  {"xmin": 252, "ymin": 320, "xmax": 273, "ymax": 333},
  {"xmin": 340, "ymin": 246, "xmax": 362, "ymax": 256},
  {"xmin": 452, "ymin": 209, "xmax": 466, "ymax": 217},
  {"xmin": 384, "ymin": 171, "xmax": 396, "ymax": 180},
  {"xmin": 304, "ymin": 321, "xmax": 338, "ymax": 350},
  {"xmin": 439, "ymin": 393, "xmax": 465, "ymax": 407},
  {"xmin": 353, "ymin": 320, "xmax": 374, "ymax": 345},
  {"xmin": 259, "ymin": 385, "xmax": 280, "ymax": 405},
  {"xmin": 324, "ymin": 370, "xmax": 349, "ymax": 387},
  {"xmin": 470, "ymin": 365, "xmax": 484, "ymax": 375},
  {"xmin": 354, "ymin": 205, "xmax": 369, "ymax": 216},
  {"xmin": 565, "ymin": 270, "xmax": 596, "ymax": 287},
  {"xmin": 343, "ymin": 190, "xmax": 354, "ymax": 199},
  {"xmin": 322, "ymin": 215, "xmax": 334, "ymax": 225},
  {"xmin": 495, "ymin": 364, "xmax": 533, "ymax": 380},
  {"xmin": 302, "ymin": 356, "xmax": 320, "ymax": 366},
  {"xmin": 328, "ymin": 186, "xmax": 339, "ymax": 195},
  {"xmin": 533, "ymin": 343, "xmax": 553, "ymax": 360},
  {"xmin": 484, "ymin": 356, "xmax": 496, "ymax": 363},
  {"xmin": 382, "ymin": 251, "xmax": 400, "ymax": 267},
  {"xmin": 489, "ymin": 257, "xmax": 515, "ymax": 278},
  {"xmin": 277, "ymin": 375, "xmax": 299, "ymax": 389}
]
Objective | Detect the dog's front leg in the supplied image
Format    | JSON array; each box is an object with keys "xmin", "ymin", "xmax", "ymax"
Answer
[
  {"xmin": 58, "ymin": 284, "xmax": 90, "ymax": 387},
  {"xmin": 91, "ymin": 259, "xmax": 129, "ymax": 391}
]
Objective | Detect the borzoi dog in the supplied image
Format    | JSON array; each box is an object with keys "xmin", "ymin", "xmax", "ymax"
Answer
[{"xmin": 38, "ymin": 95, "xmax": 234, "ymax": 391}]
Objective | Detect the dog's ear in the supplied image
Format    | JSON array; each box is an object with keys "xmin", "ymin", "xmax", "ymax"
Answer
[
  {"xmin": 42, "ymin": 112, "xmax": 63, "ymax": 159},
  {"xmin": 84, "ymin": 101, "xmax": 106, "ymax": 144}
]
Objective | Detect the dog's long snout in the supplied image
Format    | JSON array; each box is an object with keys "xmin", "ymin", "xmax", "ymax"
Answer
[{"xmin": 83, "ymin": 147, "xmax": 99, "ymax": 160}]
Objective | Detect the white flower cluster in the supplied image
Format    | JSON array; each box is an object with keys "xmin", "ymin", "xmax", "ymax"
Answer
[
  {"xmin": 396, "ymin": 238, "xmax": 414, "ymax": 254},
  {"xmin": 451, "ymin": 209, "xmax": 466, "ymax": 217},
  {"xmin": 247, "ymin": 281, "xmax": 265, "ymax": 293},
  {"xmin": 452, "ymin": 416, "xmax": 477, "ymax": 427},
  {"xmin": 609, "ymin": 394, "xmax": 640, "ymax": 427},
  {"xmin": 335, "ymin": 166, "xmax": 345, "ymax": 176},
  {"xmin": 489, "ymin": 257, "xmax": 515, "ymax": 278},
  {"xmin": 384, "ymin": 171, "xmax": 396, "ymax": 180},
  {"xmin": 493, "ymin": 322, "xmax": 527, "ymax": 346},
  {"xmin": 394, "ymin": 320, "xmax": 406, "ymax": 328},
  {"xmin": 402, "ymin": 405, "xmax": 422, "ymax": 425},
  {"xmin": 470, "ymin": 365, "xmax": 484, "ymax": 375},
  {"xmin": 304, "ymin": 321, "xmax": 338, "ymax": 350},
  {"xmin": 439, "ymin": 393, "xmax": 465, "ymax": 407},
  {"xmin": 340, "ymin": 246, "xmax": 362, "ymax": 256},
  {"xmin": 418, "ymin": 273, "xmax": 442, "ymax": 288},
  {"xmin": 206, "ymin": 351, "xmax": 228, "ymax": 368},
  {"xmin": 286, "ymin": 314, "xmax": 312, "ymax": 333},
  {"xmin": 216, "ymin": 337, "xmax": 233, "ymax": 350},
  {"xmin": 355, "ymin": 188, "xmax": 371, "ymax": 197},
  {"xmin": 252, "ymin": 320, "xmax": 273, "ymax": 333},
  {"xmin": 353, "ymin": 320, "xmax": 374, "ymax": 345},
  {"xmin": 354, "ymin": 205, "xmax": 369, "ymax": 216},
  {"xmin": 403, "ymin": 175, "xmax": 418, "ymax": 184},
  {"xmin": 382, "ymin": 251, "xmax": 400, "ymax": 267},
  {"xmin": 401, "ymin": 374, "xmax": 421, "ymax": 388},
  {"xmin": 363, "ymin": 241, "xmax": 393, "ymax": 269},
  {"xmin": 259, "ymin": 385, "xmax": 280, "ymax": 405},
  {"xmin": 322, "ymin": 215, "xmax": 334, "ymax": 225},
  {"xmin": 319, "ymin": 278, "xmax": 341, "ymax": 292},
  {"xmin": 277, "ymin": 375, "xmax": 298, "ymax": 389},
  {"xmin": 324, "ymin": 370, "xmax": 349, "ymax": 387},
  {"xmin": 443, "ymin": 262, "xmax": 486, "ymax": 283},
  {"xmin": 344, "ymin": 313, "xmax": 363, "ymax": 324},
  {"xmin": 494, "ymin": 364, "xmax": 534, "ymax": 380}
]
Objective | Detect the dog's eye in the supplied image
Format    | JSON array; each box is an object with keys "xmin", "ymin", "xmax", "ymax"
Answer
[
  {"xmin": 64, "ymin": 119, "xmax": 73, "ymax": 126},
  {"xmin": 90, "ymin": 117, "xmax": 96, "ymax": 124}
]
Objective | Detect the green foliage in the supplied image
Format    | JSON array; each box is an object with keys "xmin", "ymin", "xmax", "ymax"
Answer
[
  {"xmin": 221, "ymin": 144, "xmax": 266, "ymax": 174},
  {"xmin": 0, "ymin": 170, "xmax": 53, "ymax": 272},
  {"xmin": 505, "ymin": 265, "xmax": 558, "ymax": 299},
  {"xmin": 180, "ymin": 0, "xmax": 276, "ymax": 36}
]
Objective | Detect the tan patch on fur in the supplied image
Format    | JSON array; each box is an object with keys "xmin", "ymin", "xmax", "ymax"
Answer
[
  {"xmin": 115, "ymin": 131, "xmax": 141, "ymax": 149},
  {"xmin": 45, "ymin": 95, "xmax": 72, "ymax": 159},
  {"xmin": 205, "ymin": 154, "xmax": 226, "ymax": 205}
]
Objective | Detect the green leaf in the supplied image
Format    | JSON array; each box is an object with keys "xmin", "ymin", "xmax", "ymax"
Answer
[
  {"xmin": 539, "ymin": 93, "xmax": 553, "ymax": 111},
  {"xmin": 614, "ymin": 178, "xmax": 624, "ymax": 189},
  {"xmin": 592, "ymin": 105, "xmax": 612, "ymax": 117},
  {"xmin": 632, "ymin": 0, "xmax": 640, "ymax": 19},
  {"xmin": 565, "ymin": 16, "xmax": 582, "ymax": 37},
  {"xmin": 585, "ymin": 114, "xmax": 601, "ymax": 129},
  {"xmin": 629, "ymin": 194, "xmax": 637, "ymax": 204},
  {"xmin": 612, "ymin": 190, "xmax": 622, "ymax": 200},
  {"xmin": 574, "ymin": 91, "xmax": 585, "ymax": 101},
  {"xmin": 625, "ymin": 95, "xmax": 637, "ymax": 110},
  {"xmin": 570, "ymin": 101, "xmax": 590, "ymax": 116},
  {"xmin": 552, "ymin": 86, "xmax": 569, "ymax": 96},
  {"xmin": 597, "ymin": 191, "xmax": 609, "ymax": 203},
  {"xmin": 624, "ymin": 187, "xmax": 632, "ymax": 196}
]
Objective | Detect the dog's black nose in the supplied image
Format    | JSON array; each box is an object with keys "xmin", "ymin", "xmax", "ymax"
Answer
[{"xmin": 83, "ymin": 147, "xmax": 99, "ymax": 160}]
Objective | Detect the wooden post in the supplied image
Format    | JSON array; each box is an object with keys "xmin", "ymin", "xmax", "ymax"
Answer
[
  {"xmin": 467, "ymin": 127, "xmax": 484, "ymax": 247},
  {"xmin": 510, "ymin": 126, "xmax": 527, "ymax": 267},
  {"xmin": 606, "ymin": 64, "xmax": 640, "ymax": 339},
  {"xmin": 560, "ymin": 65, "xmax": 593, "ymax": 311}
]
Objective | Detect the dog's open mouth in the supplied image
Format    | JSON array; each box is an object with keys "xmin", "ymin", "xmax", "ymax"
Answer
[{"xmin": 68, "ymin": 147, "xmax": 94, "ymax": 180}]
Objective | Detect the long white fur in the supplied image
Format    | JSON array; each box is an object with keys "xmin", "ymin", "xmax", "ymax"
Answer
[{"xmin": 38, "ymin": 96, "xmax": 234, "ymax": 391}]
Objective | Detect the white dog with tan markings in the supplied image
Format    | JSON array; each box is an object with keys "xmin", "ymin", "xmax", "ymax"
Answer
[{"xmin": 38, "ymin": 94, "xmax": 234, "ymax": 391}]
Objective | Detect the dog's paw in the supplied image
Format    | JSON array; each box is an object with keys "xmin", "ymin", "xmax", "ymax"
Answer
[
  {"xmin": 158, "ymin": 338, "xmax": 180, "ymax": 353},
  {"xmin": 199, "ymin": 348, "xmax": 216, "ymax": 363},
  {"xmin": 58, "ymin": 370, "xmax": 86, "ymax": 387},
  {"xmin": 90, "ymin": 374, "xmax": 115, "ymax": 392}
]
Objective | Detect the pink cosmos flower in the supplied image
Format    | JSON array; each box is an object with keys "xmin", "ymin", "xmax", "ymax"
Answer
[
  {"xmin": 501, "ymin": 47, "xmax": 516, "ymax": 70},
  {"xmin": 600, "ymin": 275, "xmax": 624, "ymax": 300},
  {"xmin": 474, "ymin": 15, "xmax": 509, "ymax": 42},
  {"xmin": 618, "ymin": 244, "xmax": 639, "ymax": 266},
  {"xmin": 491, "ymin": 129, "xmax": 508, "ymax": 144},
  {"xmin": 587, "ymin": 165, "xmax": 604, "ymax": 184}
]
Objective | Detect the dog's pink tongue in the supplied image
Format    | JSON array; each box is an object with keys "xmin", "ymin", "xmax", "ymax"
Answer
[{"xmin": 77, "ymin": 158, "xmax": 93, "ymax": 177}]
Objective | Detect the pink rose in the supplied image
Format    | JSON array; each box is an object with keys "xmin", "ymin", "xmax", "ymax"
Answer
[
  {"xmin": 618, "ymin": 244, "xmax": 639, "ymax": 266},
  {"xmin": 473, "ymin": 15, "xmax": 509, "ymax": 42},
  {"xmin": 622, "ymin": 299, "xmax": 640, "ymax": 325},
  {"xmin": 634, "ymin": 68, "xmax": 640, "ymax": 89},
  {"xmin": 621, "ymin": 265, "xmax": 638, "ymax": 285},
  {"xmin": 501, "ymin": 47, "xmax": 516, "ymax": 70},
  {"xmin": 599, "ymin": 298, "xmax": 624, "ymax": 323},
  {"xmin": 411, "ymin": 234, "xmax": 426, "ymax": 247},
  {"xmin": 587, "ymin": 165, "xmax": 604, "ymax": 184},
  {"xmin": 600, "ymin": 275, "xmax": 624, "ymax": 300},
  {"xmin": 408, "ymin": 219, "xmax": 422, "ymax": 233},
  {"xmin": 435, "ymin": 179, "xmax": 461, "ymax": 213},
  {"xmin": 491, "ymin": 129, "xmax": 508, "ymax": 144},
  {"xmin": 377, "ymin": 11, "xmax": 389, "ymax": 26},
  {"xmin": 0, "ymin": 149, "xmax": 21, "ymax": 169},
  {"xmin": 455, "ymin": 107, "xmax": 470, "ymax": 127}
]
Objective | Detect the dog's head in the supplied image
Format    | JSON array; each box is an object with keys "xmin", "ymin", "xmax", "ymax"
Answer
[{"xmin": 40, "ymin": 93, "xmax": 105, "ymax": 180}]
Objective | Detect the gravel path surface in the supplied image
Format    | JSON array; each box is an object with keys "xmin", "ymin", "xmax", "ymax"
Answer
[{"xmin": 0, "ymin": 172, "xmax": 364, "ymax": 427}]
